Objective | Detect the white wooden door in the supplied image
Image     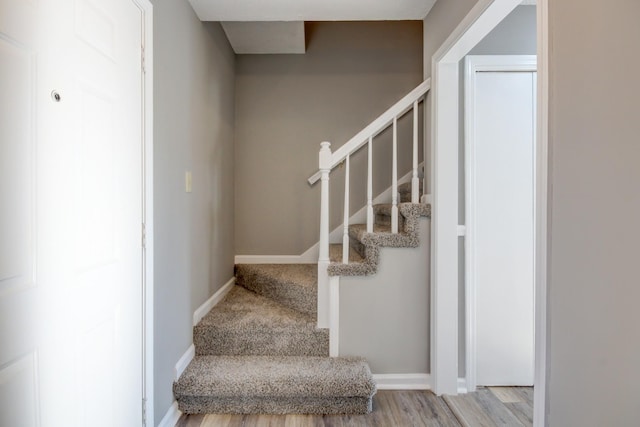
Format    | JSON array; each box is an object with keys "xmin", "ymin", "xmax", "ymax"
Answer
[
  {"xmin": 466, "ymin": 56, "xmax": 536, "ymax": 387},
  {"xmin": 0, "ymin": 0, "xmax": 144, "ymax": 425}
]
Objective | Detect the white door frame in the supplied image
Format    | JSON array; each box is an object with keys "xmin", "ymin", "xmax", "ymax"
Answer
[
  {"xmin": 464, "ymin": 54, "xmax": 537, "ymax": 393},
  {"xmin": 131, "ymin": 0, "xmax": 154, "ymax": 425},
  {"xmin": 430, "ymin": 1, "xmax": 549, "ymax": 426}
]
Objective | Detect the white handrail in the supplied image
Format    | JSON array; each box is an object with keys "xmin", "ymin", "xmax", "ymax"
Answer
[{"xmin": 308, "ymin": 78, "xmax": 431, "ymax": 185}]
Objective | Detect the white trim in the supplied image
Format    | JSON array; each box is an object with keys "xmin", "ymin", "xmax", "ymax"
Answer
[
  {"xmin": 157, "ymin": 401, "xmax": 181, "ymax": 427},
  {"xmin": 457, "ymin": 377, "xmax": 468, "ymax": 394},
  {"xmin": 533, "ymin": 1, "xmax": 548, "ymax": 426},
  {"xmin": 234, "ymin": 254, "xmax": 312, "ymax": 264},
  {"xmin": 131, "ymin": 0, "xmax": 154, "ymax": 424},
  {"xmin": 237, "ymin": 165, "xmax": 422, "ymax": 264},
  {"xmin": 175, "ymin": 344, "xmax": 195, "ymax": 380},
  {"xmin": 464, "ymin": 55, "xmax": 537, "ymax": 394},
  {"xmin": 430, "ymin": 0, "xmax": 523, "ymax": 396},
  {"xmin": 373, "ymin": 374, "xmax": 431, "ymax": 390},
  {"xmin": 192, "ymin": 277, "xmax": 236, "ymax": 326},
  {"xmin": 329, "ymin": 276, "xmax": 340, "ymax": 357}
]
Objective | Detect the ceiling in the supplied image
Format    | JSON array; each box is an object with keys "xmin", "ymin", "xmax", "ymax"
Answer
[
  {"xmin": 189, "ymin": 0, "xmax": 534, "ymax": 54},
  {"xmin": 188, "ymin": 0, "xmax": 437, "ymax": 22}
]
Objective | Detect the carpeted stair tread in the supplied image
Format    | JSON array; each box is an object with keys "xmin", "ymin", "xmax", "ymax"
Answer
[
  {"xmin": 235, "ymin": 264, "xmax": 317, "ymax": 316},
  {"xmin": 329, "ymin": 243, "xmax": 365, "ymax": 263},
  {"xmin": 174, "ymin": 355, "xmax": 376, "ymax": 414},
  {"xmin": 328, "ymin": 203, "xmax": 431, "ymax": 277},
  {"xmin": 194, "ymin": 285, "xmax": 328, "ymax": 356},
  {"xmin": 349, "ymin": 223, "xmax": 411, "ymax": 245}
]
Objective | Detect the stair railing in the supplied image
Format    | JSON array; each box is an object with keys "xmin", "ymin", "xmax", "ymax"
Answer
[{"xmin": 309, "ymin": 79, "xmax": 431, "ymax": 329}]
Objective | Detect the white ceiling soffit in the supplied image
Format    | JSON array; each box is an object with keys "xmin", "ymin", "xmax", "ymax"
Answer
[
  {"xmin": 188, "ymin": 0, "xmax": 437, "ymax": 21},
  {"xmin": 221, "ymin": 22, "xmax": 306, "ymax": 54}
]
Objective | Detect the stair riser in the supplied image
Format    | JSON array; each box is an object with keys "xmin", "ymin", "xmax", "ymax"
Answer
[
  {"xmin": 194, "ymin": 327, "xmax": 329, "ymax": 357},
  {"xmin": 177, "ymin": 396, "xmax": 373, "ymax": 415},
  {"xmin": 349, "ymin": 236, "xmax": 366, "ymax": 259},
  {"xmin": 399, "ymin": 192, "xmax": 412, "ymax": 203},
  {"xmin": 374, "ymin": 213, "xmax": 406, "ymax": 229},
  {"xmin": 398, "ymin": 182, "xmax": 423, "ymax": 203}
]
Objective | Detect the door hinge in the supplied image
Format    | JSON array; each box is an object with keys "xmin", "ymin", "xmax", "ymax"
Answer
[
  {"xmin": 142, "ymin": 223, "xmax": 146, "ymax": 249},
  {"xmin": 142, "ymin": 397, "xmax": 147, "ymax": 425},
  {"xmin": 141, "ymin": 45, "xmax": 146, "ymax": 74}
]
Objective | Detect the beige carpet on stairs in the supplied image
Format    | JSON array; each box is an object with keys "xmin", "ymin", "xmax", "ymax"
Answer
[
  {"xmin": 174, "ymin": 264, "xmax": 376, "ymax": 415},
  {"xmin": 174, "ymin": 181, "xmax": 431, "ymax": 415}
]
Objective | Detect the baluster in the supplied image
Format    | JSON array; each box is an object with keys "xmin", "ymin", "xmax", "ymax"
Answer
[
  {"xmin": 392, "ymin": 117, "xmax": 399, "ymax": 233},
  {"xmin": 367, "ymin": 137, "xmax": 373, "ymax": 233},
  {"xmin": 342, "ymin": 155, "xmax": 350, "ymax": 264},
  {"xmin": 412, "ymin": 100, "xmax": 420, "ymax": 203},
  {"xmin": 318, "ymin": 141, "xmax": 332, "ymax": 328}
]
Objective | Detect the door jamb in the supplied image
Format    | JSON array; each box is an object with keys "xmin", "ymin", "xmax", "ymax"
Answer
[
  {"xmin": 430, "ymin": 0, "xmax": 549, "ymax": 426},
  {"xmin": 534, "ymin": 1, "xmax": 549, "ymax": 426},
  {"xmin": 429, "ymin": 0, "xmax": 523, "ymax": 396},
  {"xmin": 131, "ymin": 0, "xmax": 154, "ymax": 425},
  {"xmin": 464, "ymin": 55, "xmax": 537, "ymax": 393}
]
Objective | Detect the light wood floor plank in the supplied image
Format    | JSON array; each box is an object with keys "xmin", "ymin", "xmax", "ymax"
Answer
[
  {"xmin": 515, "ymin": 386, "xmax": 534, "ymax": 407},
  {"xmin": 444, "ymin": 388, "xmax": 526, "ymax": 427},
  {"xmin": 503, "ymin": 401, "xmax": 533, "ymax": 427},
  {"xmin": 284, "ymin": 414, "xmax": 325, "ymax": 427},
  {"xmin": 488, "ymin": 387, "xmax": 525, "ymax": 404},
  {"xmin": 176, "ymin": 388, "xmax": 533, "ymax": 427},
  {"xmin": 199, "ymin": 413, "xmax": 245, "ymax": 427},
  {"xmin": 176, "ymin": 413, "xmax": 205, "ymax": 427},
  {"xmin": 407, "ymin": 390, "xmax": 462, "ymax": 427},
  {"xmin": 243, "ymin": 414, "xmax": 290, "ymax": 427}
]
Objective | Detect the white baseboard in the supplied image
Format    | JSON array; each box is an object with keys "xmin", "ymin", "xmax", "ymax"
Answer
[
  {"xmin": 458, "ymin": 377, "xmax": 468, "ymax": 394},
  {"xmin": 175, "ymin": 344, "xmax": 195, "ymax": 380},
  {"xmin": 373, "ymin": 373, "xmax": 431, "ymax": 390},
  {"xmin": 157, "ymin": 401, "xmax": 182, "ymax": 427},
  {"xmin": 235, "ymin": 166, "xmax": 422, "ymax": 265},
  {"xmin": 163, "ymin": 277, "xmax": 235, "ymax": 427},
  {"xmin": 234, "ymin": 254, "xmax": 313, "ymax": 264},
  {"xmin": 193, "ymin": 277, "xmax": 236, "ymax": 326}
]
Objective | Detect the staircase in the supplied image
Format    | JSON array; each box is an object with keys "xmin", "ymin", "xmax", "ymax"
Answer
[
  {"xmin": 174, "ymin": 183, "xmax": 429, "ymax": 415},
  {"xmin": 173, "ymin": 266, "xmax": 376, "ymax": 415},
  {"xmin": 174, "ymin": 80, "xmax": 431, "ymax": 415}
]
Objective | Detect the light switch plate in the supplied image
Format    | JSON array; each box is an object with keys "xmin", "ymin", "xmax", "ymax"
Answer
[{"xmin": 185, "ymin": 171, "xmax": 192, "ymax": 193}]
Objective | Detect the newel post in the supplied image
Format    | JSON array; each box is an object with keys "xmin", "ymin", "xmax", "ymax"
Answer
[{"xmin": 317, "ymin": 141, "xmax": 332, "ymax": 328}]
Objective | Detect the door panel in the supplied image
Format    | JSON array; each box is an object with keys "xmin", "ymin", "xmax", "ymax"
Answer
[
  {"xmin": 0, "ymin": 0, "xmax": 144, "ymax": 424},
  {"xmin": 0, "ymin": 353, "xmax": 39, "ymax": 427},
  {"xmin": 472, "ymin": 70, "xmax": 536, "ymax": 386}
]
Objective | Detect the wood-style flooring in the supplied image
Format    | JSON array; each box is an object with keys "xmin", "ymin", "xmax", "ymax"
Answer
[{"xmin": 177, "ymin": 387, "xmax": 533, "ymax": 427}]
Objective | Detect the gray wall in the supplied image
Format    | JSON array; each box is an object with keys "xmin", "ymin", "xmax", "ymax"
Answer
[
  {"xmin": 234, "ymin": 21, "xmax": 423, "ymax": 255},
  {"xmin": 152, "ymin": 0, "xmax": 235, "ymax": 423},
  {"xmin": 469, "ymin": 5, "xmax": 536, "ymax": 55},
  {"xmin": 340, "ymin": 218, "xmax": 430, "ymax": 374},
  {"xmin": 547, "ymin": 0, "xmax": 640, "ymax": 425}
]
